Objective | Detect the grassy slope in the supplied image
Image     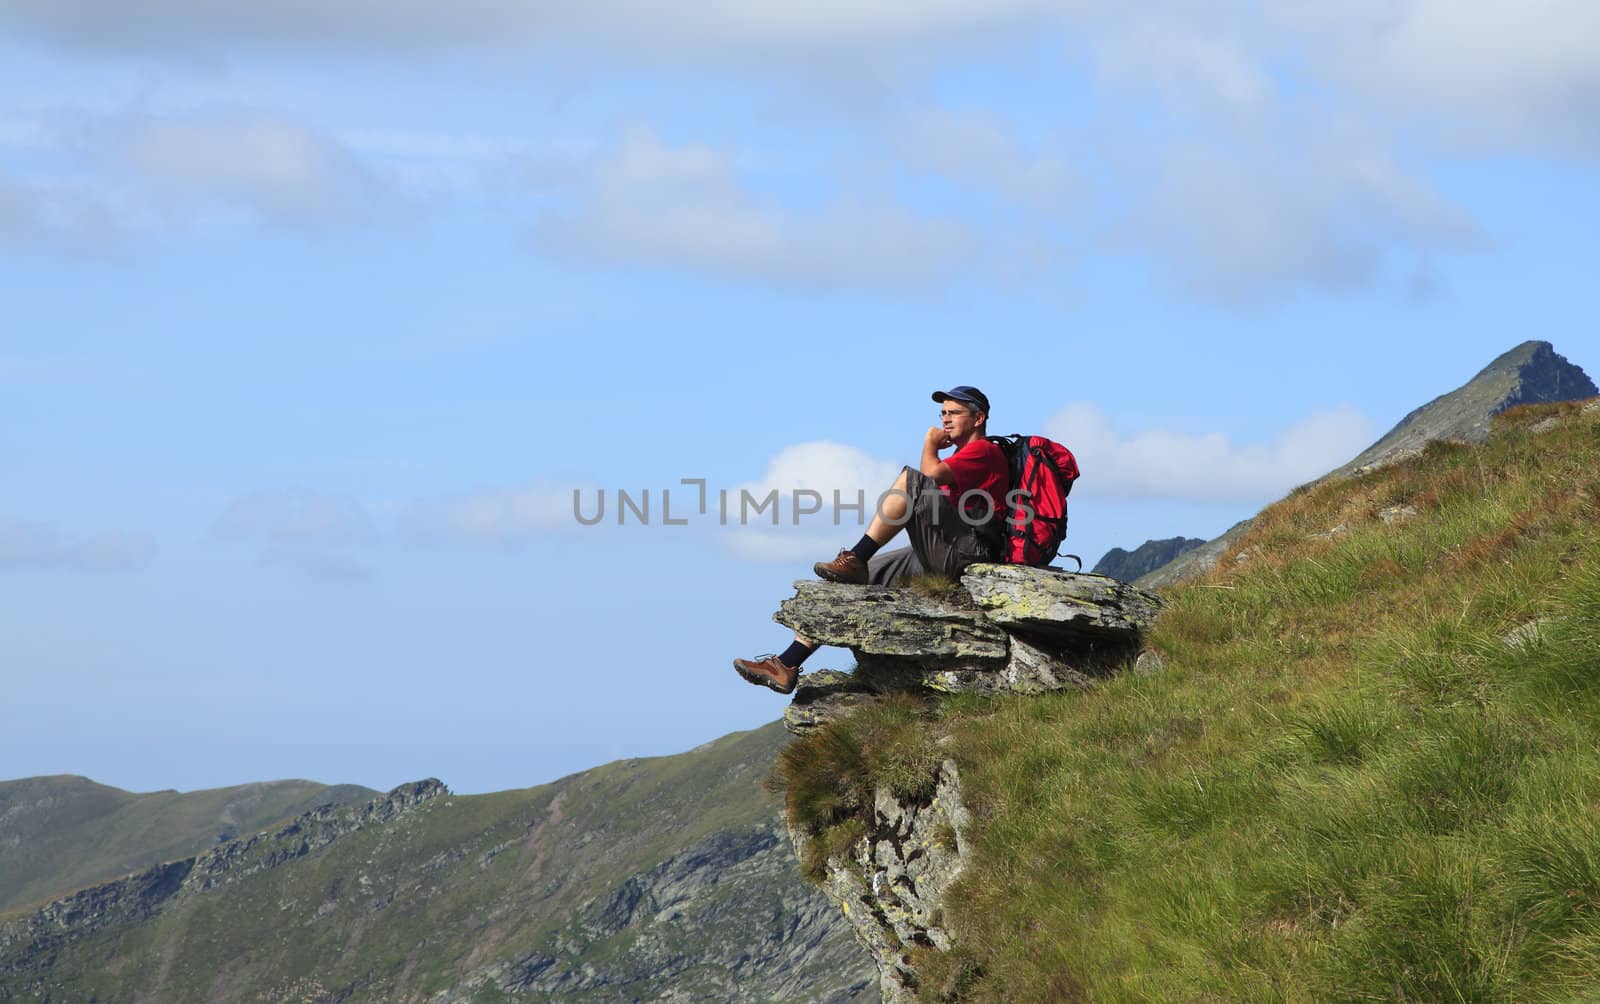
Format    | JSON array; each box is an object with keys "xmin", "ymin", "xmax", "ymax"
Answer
[
  {"xmin": 0, "ymin": 777, "xmax": 378, "ymax": 914},
  {"xmin": 788, "ymin": 399, "xmax": 1600, "ymax": 1002},
  {"xmin": 941, "ymin": 399, "xmax": 1600, "ymax": 1002},
  {"xmin": 9, "ymin": 722, "xmax": 852, "ymax": 1003}
]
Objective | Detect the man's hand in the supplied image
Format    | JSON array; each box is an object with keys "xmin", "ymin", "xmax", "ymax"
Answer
[{"xmin": 921, "ymin": 426, "xmax": 956, "ymax": 483}]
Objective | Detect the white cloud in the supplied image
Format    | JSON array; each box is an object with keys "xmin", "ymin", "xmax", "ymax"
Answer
[
  {"xmin": 722, "ymin": 528, "xmax": 846, "ymax": 563},
  {"xmin": 1090, "ymin": 13, "xmax": 1277, "ymax": 127},
  {"xmin": 734, "ymin": 441, "xmax": 904, "ymax": 512},
  {"xmin": 209, "ymin": 490, "xmax": 379, "ymax": 581},
  {"xmin": 618, "ymin": 0, "xmax": 1045, "ymax": 50},
  {"xmin": 403, "ymin": 444, "xmax": 900, "ymax": 560},
  {"xmin": 1080, "ymin": 2, "xmax": 1600, "ymax": 156},
  {"xmin": 0, "ymin": 169, "xmax": 125, "ymax": 251},
  {"xmin": 0, "ymin": 516, "xmax": 157, "ymax": 572},
  {"xmin": 1281, "ymin": 0, "xmax": 1600, "ymax": 154},
  {"xmin": 6, "ymin": 2, "xmax": 1590, "ymax": 294},
  {"xmin": 0, "ymin": 106, "xmax": 377, "ymax": 248},
  {"xmin": 1044, "ymin": 402, "xmax": 1375, "ymax": 502},
  {"xmin": 0, "ymin": 0, "xmax": 1047, "ymax": 57},
  {"xmin": 1125, "ymin": 126, "xmax": 1480, "ymax": 301},
  {"xmin": 893, "ymin": 108, "xmax": 1076, "ymax": 215},
  {"xmin": 1064, "ymin": 7, "xmax": 1485, "ymax": 301},
  {"xmin": 718, "ymin": 441, "xmax": 902, "ymax": 561},
  {"xmin": 403, "ymin": 481, "xmax": 592, "ymax": 548},
  {"xmin": 9, "ymin": 0, "xmax": 1594, "ymax": 156},
  {"xmin": 532, "ymin": 127, "xmax": 977, "ymax": 289},
  {"xmin": 111, "ymin": 109, "xmax": 375, "ymax": 225},
  {"xmin": 508, "ymin": 28, "xmax": 1490, "ymax": 299}
]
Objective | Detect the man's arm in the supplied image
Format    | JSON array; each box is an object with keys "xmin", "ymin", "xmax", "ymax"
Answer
[{"xmin": 921, "ymin": 427, "xmax": 955, "ymax": 485}]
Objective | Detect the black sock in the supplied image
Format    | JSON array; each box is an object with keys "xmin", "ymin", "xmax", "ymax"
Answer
[
  {"xmin": 780, "ymin": 640, "xmax": 817, "ymax": 669},
  {"xmin": 849, "ymin": 535, "xmax": 881, "ymax": 562}
]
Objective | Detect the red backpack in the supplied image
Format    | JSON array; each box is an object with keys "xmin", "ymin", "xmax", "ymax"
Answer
[{"xmin": 988, "ymin": 434, "xmax": 1080, "ymax": 568}]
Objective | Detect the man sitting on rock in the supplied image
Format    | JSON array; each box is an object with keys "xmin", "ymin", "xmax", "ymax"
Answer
[{"xmin": 734, "ymin": 385, "xmax": 1010, "ymax": 695}]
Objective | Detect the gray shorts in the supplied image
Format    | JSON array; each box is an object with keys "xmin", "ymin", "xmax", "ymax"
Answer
[{"xmin": 866, "ymin": 467, "xmax": 998, "ymax": 586}]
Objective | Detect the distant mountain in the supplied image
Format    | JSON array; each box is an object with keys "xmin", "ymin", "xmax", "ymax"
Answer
[
  {"xmin": 0, "ymin": 775, "xmax": 377, "ymax": 914},
  {"xmin": 1092, "ymin": 537, "xmax": 1207, "ymax": 581},
  {"xmin": 1132, "ymin": 518, "xmax": 1255, "ymax": 590},
  {"xmin": 1135, "ymin": 340, "xmax": 1596, "ymax": 589},
  {"xmin": 0, "ymin": 723, "xmax": 872, "ymax": 1003}
]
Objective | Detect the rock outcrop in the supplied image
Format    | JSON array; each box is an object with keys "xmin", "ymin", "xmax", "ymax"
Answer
[
  {"xmin": 787, "ymin": 762, "xmax": 970, "ymax": 1004},
  {"xmin": 773, "ymin": 564, "xmax": 1160, "ymax": 1001},
  {"xmin": 777, "ymin": 564, "xmax": 1161, "ymax": 736},
  {"xmin": 438, "ymin": 819, "xmax": 872, "ymax": 1003}
]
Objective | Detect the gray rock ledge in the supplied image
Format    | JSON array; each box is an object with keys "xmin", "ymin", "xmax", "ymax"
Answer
[
  {"xmin": 960, "ymin": 564, "xmax": 1162, "ymax": 643},
  {"xmin": 775, "ymin": 565, "xmax": 1162, "ymax": 735}
]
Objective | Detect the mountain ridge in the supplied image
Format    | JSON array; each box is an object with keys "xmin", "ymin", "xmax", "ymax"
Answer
[
  {"xmin": 1090, "ymin": 537, "xmax": 1207, "ymax": 581},
  {"xmin": 0, "ymin": 723, "xmax": 872, "ymax": 1003},
  {"xmin": 1329, "ymin": 340, "xmax": 1596, "ymax": 479},
  {"xmin": 1132, "ymin": 339, "xmax": 1594, "ymax": 588},
  {"xmin": 0, "ymin": 775, "xmax": 379, "ymax": 916}
]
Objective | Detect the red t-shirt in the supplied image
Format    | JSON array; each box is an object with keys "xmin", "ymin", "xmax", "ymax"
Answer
[{"xmin": 940, "ymin": 438, "xmax": 1009, "ymax": 519}]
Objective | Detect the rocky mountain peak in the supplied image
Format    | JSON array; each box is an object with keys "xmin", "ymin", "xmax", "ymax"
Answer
[
  {"xmin": 1330, "ymin": 339, "xmax": 1595, "ymax": 478},
  {"xmin": 1134, "ymin": 341, "xmax": 1595, "ymax": 588}
]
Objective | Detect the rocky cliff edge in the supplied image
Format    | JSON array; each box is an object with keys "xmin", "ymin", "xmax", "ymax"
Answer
[{"xmin": 770, "ymin": 563, "xmax": 1161, "ymax": 1002}]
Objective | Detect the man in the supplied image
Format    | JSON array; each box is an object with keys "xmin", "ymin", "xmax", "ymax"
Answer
[{"xmin": 734, "ymin": 386, "xmax": 1009, "ymax": 695}]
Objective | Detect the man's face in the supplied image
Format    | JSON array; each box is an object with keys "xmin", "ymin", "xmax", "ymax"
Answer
[{"xmin": 940, "ymin": 401, "xmax": 982, "ymax": 441}]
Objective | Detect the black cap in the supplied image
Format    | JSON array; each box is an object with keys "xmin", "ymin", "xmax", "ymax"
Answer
[{"xmin": 931, "ymin": 385, "xmax": 990, "ymax": 415}]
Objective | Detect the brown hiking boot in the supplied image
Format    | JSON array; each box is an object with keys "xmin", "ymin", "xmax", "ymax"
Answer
[
  {"xmin": 733, "ymin": 655, "xmax": 799, "ymax": 695},
  {"xmin": 813, "ymin": 548, "xmax": 868, "ymax": 585}
]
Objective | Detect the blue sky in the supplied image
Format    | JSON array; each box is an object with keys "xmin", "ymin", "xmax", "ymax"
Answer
[{"xmin": 2, "ymin": 1, "xmax": 1597, "ymax": 795}]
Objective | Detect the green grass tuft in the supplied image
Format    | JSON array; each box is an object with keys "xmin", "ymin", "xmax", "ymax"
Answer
[{"xmin": 771, "ymin": 694, "xmax": 944, "ymax": 880}]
